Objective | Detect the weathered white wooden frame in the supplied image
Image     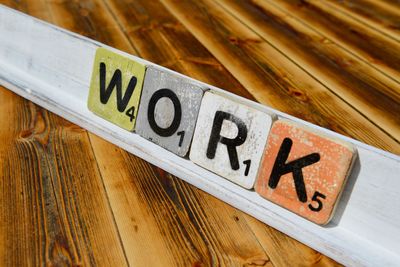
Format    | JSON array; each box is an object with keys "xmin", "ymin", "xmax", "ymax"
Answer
[{"xmin": 0, "ymin": 5, "xmax": 399, "ymax": 266}]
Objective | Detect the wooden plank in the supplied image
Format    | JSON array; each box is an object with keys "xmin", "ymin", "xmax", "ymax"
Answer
[
  {"xmin": 44, "ymin": 0, "xmax": 134, "ymax": 53},
  {"xmin": 159, "ymin": 0, "xmax": 400, "ymax": 154},
  {"xmin": 0, "ymin": 70, "xmax": 128, "ymax": 266},
  {"xmin": 325, "ymin": 0, "xmax": 400, "ymax": 42},
  {"xmin": 215, "ymin": 0, "xmax": 400, "ymax": 148},
  {"xmin": 1, "ymin": 5, "xmax": 400, "ymax": 266},
  {"xmin": 269, "ymin": 0, "xmax": 400, "ymax": 84}
]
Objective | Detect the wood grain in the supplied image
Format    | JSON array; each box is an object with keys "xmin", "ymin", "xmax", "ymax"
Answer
[
  {"xmin": 0, "ymin": 1, "xmax": 128, "ymax": 266},
  {"xmin": 0, "ymin": 87, "xmax": 128, "ymax": 266},
  {"xmin": 217, "ymin": 0, "xmax": 400, "ymax": 139},
  {"xmin": 103, "ymin": 0, "xmax": 255, "ymax": 100},
  {"xmin": 159, "ymin": 0, "xmax": 400, "ymax": 153},
  {"xmin": 244, "ymin": 216, "xmax": 340, "ymax": 267},
  {"xmin": 271, "ymin": 0, "xmax": 400, "ymax": 83},
  {"xmin": 325, "ymin": 0, "xmax": 400, "ymax": 42},
  {"xmin": 90, "ymin": 135, "xmax": 274, "ymax": 266},
  {"xmin": 1, "ymin": 0, "xmax": 399, "ymax": 266}
]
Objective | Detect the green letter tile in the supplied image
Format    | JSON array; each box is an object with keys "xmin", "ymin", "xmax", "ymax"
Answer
[{"xmin": 87, "ymin": 47, "xmax": 146, "ymax": 131}]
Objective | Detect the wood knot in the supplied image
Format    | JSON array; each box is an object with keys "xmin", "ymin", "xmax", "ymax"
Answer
[
  {"xmin": 228, "ymin": 36, "xmax": 261, "ymax": 46},
  {"xmin": 320, "ymin": 37, "xmax": 332, "ymax": 44},
  {"xmin": 334, "ymin": 58, "xmax": 354, "ymax": 68},
  {"xmin": 244, "ymin": 257, "xmax": 270, "ymax": 266},
  {"xmin": 161, "ymin": 22, "xmax": 184, "ymax": 31},
  {"xmin": 192, "ymin": 261, "xmax": 204, "ymax": 267},
  {"xmin": 19, "ymin": 129, "xmax": 34, "ymax": 139},
  {"xmin": 288, "ymin": 88, "xmax": 309, "ymax": 102},
  {"xmin": 48, "ymin": 239, "xmax": 74, "ymax": 266}
]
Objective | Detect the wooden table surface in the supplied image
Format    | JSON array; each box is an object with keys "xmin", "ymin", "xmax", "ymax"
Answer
[{"xmin": 1, "ymin": 0, "xmax": 399, "ymax": 266}]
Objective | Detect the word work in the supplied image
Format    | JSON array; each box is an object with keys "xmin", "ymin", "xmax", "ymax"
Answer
[{"xmin": 87, "ymin": 47, "xmax": 356, "ymax": 225}]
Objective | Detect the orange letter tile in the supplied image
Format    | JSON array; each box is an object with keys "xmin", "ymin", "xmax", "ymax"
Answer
[{"xmin": 255, "ymin": 120, "xmax": 356, "ymax": 225}]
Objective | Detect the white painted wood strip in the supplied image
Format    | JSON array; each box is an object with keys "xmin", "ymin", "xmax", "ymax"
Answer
[{"xmin": 0, "ymin": 5, "xmax": 399, "ymax": 266}]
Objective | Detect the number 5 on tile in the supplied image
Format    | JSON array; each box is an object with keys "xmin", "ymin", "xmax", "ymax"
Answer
[{"xmin": 87, "ymin": 47, "xmax": 146, "ymax": 131}]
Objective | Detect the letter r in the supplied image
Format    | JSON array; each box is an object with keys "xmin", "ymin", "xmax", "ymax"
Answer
[{"xmin": 206, "ymin": 111, "xmax": 247, "ymax": 170}]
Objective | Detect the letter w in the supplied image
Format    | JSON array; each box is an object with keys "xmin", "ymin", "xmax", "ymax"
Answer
[{"xmin": 99, "ymin": 62, "xmax": 137, "ymax": 112}]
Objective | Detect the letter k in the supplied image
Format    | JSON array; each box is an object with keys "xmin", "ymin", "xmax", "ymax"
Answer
[{"xmin": 268, "ymin": 138, "xmax": 320, "ymax": 203}]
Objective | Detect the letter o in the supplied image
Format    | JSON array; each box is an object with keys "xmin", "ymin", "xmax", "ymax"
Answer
[{"xmin": 147, "ymin": 88, "xmax": 182, "ymax": 137}]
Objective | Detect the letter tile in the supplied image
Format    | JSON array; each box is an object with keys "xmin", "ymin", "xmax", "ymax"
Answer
[
  {"xmin": 255, "ymin": 119, "xmax": 356, "ymax": 225},
  {"xmin": 135, "ymin": 66, "xmax": 205, "ymax": 157},
  {"xmin": 87, "ymin": 47, "xmax": 146, "ymax": 131},
  {"xmin": 190, "ymin": 92, "xmax": 274, "ymax": 189}
]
